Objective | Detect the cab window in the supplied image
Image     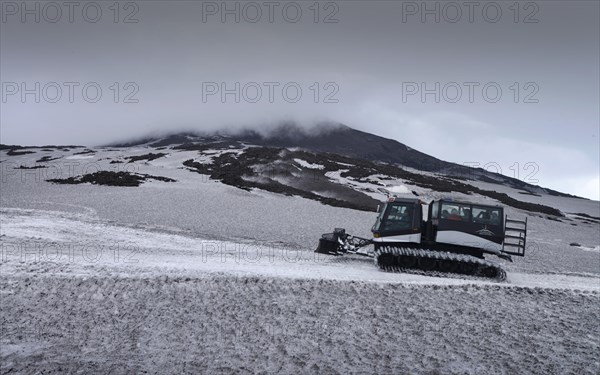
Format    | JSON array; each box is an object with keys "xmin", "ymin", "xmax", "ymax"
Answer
[
  {"xmin": 472, "ymin": 206, "xmax": 501, "ymax": 225},
  {"xmin": 381, "ymin": 203, "xmax": 414, "ymax": 231},
  {"xmin": 431, "ymin": 201, "xmax": 439, "ymax": 219},
  {"xmin": 440, "ymin": 202, "xmax": 471, "ymax": 222}
]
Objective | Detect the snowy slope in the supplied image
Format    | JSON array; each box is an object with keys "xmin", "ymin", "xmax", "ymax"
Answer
[
  {"xmin": 2, "ymin": 208, "xmax": 597, "ymax": 289},
  {"xmin": 1, "ymin": 208, "xmax": 598, "ymax": 374},
  {"xmin": 1, "ymin": 145, "xmax": 599, "ymax": 374}
]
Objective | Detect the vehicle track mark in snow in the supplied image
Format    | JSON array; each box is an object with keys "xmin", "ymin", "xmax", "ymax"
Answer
[
  {"xmin": 1, "ymin": 208, "xmax": 598, "ymax": 292},
  {"xmin": 1, "ymin": 208, "xmax": 599, "ymax": 374},
  {"xmin": 0, "ymin": 275, "xmax": 598, "ymax": 374}
]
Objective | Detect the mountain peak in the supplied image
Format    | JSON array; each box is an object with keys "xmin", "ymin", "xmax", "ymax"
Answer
[{"xmin": 106, "ymin": 123, "xmax": 581, "ymax": 200}]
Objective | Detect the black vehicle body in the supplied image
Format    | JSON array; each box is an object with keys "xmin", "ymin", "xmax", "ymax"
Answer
[{"xmin": 371, "ymin": 198, "xmax": 525, "ymax": 260}]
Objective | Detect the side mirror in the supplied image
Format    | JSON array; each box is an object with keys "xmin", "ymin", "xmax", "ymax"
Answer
[{"xmin": 376, "ymin": 204, "xmax": 380, "ymax": 213}]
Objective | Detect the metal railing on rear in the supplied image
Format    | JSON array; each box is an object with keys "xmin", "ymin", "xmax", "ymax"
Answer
[{"xmin": 502, "ymin": 216, "xmax": 527, "ymax": 256}]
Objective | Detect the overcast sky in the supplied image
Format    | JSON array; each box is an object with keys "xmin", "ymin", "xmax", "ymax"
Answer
[{"xmin": 1, "ymin": 1, "xmax": 599, "ymax": 199}]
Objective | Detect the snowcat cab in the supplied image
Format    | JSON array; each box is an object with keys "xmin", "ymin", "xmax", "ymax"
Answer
[{"xmin": 371, "ymin": 198, "xmax": 423, "ymax": 244}]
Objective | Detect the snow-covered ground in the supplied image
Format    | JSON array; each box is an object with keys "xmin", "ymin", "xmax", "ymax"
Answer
[
  {"xmin": 1, "ymin": 146, "xmax": 599, "ymax": 374},
  {"xmin": 2, "ymin": 207, "xmax": 597, "ymax": 290}
]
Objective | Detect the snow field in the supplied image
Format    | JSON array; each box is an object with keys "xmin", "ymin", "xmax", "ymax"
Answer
[{"xmin": 1, "ymin": 274, "xmax": 598, "ymax": 374}]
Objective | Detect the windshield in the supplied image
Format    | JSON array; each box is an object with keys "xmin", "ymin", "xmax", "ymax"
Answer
[
  {"xmin": 379, "ymin": 203, "xmax": 415, "ymax": 231},
  {"xmin": 372, "ymin": 204, "xmax": 387, "ymax": 231}
]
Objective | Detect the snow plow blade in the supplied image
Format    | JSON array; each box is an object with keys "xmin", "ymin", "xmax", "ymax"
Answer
[
  {"xmin": 315, "ymin": 228, "xmax": 373, "ymax": 256},
  {"xmin": 315, "ymin": 228, "xmax": 346, "ymax": 255},
  {"xmin": 315, "ymin": 235, "xmax": 340, "ymax": 255}
]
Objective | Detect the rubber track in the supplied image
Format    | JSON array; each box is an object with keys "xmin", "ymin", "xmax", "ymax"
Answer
[{"xmin": 374, "ymin": 246, "xmax": 507, "ymax": 281}]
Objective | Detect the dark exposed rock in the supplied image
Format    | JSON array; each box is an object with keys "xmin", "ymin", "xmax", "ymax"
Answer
[
  {"xmin": 73, "ymin": 149, "xmax": 95, "ymax": 155},
  {"xmin": 96, "ymin": 123, "xmax": 587, "ymax": 200},
  {"xmin": 36, "ymin": 156, "xmax": 61, "ymax": 163},
  {"xmin": 6, "ymin": 149, "xmax": 35, "ymax": 156},
  {"xmin": 182, "ymin": 145, "xmax": 564, "ymax": 216},
  {"xmin": 174, "ymin": 141, "xmax": 242, "ymax": 152},
  {"xmin": 15, "ymin": 165, "xmax": 47, "ymax": 169},
  {"xmin": 518, "ymin": 191, "xmax": 542, "ymax": 197},
  {"xmin": 182, "ymin": 148, "xmax": 380, "ymax": 212},
  {"xmin": 126, "ymin": 153, "xmax": 168, "ymax": 163},
  {"xmin": 47, "ymin": 171, "xmax": 176, "ymax": 187},
  {"xmin": 0, "ymin": 144, "xmax": 83, "ymax": 150}
]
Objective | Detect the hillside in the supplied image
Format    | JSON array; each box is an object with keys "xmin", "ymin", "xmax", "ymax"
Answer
[
  {"xmin": 1, "ymin": 139, "xmax": 598, "ymax": 374},
  {"xmin": 108, "ymin": 123, "xmax": 583, "ymax": 200}
]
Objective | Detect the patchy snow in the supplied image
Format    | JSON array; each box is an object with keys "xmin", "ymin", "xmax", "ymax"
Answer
[
  {"xmin": 200, "ymin": 148, "xmax": 244, "ymax": 156},
  {"xmin": 470, "ymin": 180, "xmax": 600, "ymax": 217},
  {"xmin": 325, "ymin": 170, "xmax": 421, "ymax": 202},
  {"xmin": 293, "ymin": 158, "xmax": 325, "ymax": 170},
  {"xmin": 65, "ymin": 155, "xmax": 95, "ymax": 160},
  {"xmin": 190, "ymin": 153, "xmax": 216, "ymax": 165},
  {"xmin": 386, "ymin": 184, "xmax": 411, "ymax": 195},
  {"xmin": 576, "ymin": 245, "xmax": 600, "ymax": 253},
  {"xmin": 325, "ymin": 169, "xmax": 350, "ymax": 179}
]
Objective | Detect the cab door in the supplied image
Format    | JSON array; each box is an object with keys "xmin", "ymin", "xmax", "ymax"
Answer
[{"xmin": 372, "ymin": 201, "xmax": 422, "ymax": 243}]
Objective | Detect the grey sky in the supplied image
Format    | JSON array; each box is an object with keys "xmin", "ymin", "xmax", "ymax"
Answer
[{"xmin": 1, "ymin": 1, "xmax": 598, "ymax": 199}]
